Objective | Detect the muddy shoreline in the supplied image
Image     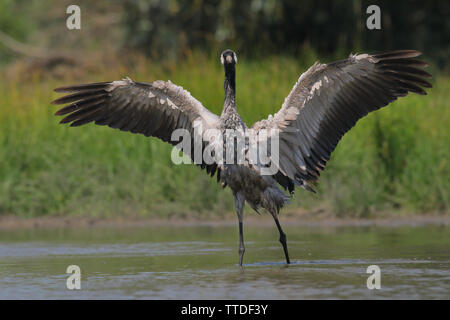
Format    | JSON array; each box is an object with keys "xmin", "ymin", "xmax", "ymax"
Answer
[{"xmin": 1, "ymin": 212, "xmax": 449, "ymax": 230}]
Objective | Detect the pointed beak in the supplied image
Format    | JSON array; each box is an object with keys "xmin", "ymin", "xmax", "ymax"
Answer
[{"xmin": 226, "ymin": 55, "xmax": 233, "ymax": 64}]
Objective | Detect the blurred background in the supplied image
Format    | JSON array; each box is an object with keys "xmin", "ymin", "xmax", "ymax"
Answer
[{"xmin": 0, "ymin": 0, "xmax": 448, "ymax": 220}]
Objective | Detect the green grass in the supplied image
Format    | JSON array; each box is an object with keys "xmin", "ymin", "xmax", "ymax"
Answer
[{"xmin": 0, "ymin": 53, "xmax": 448, "ymax": 218}]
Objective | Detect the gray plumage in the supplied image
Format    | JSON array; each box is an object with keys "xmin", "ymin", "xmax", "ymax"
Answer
[{"xmin": 52, "ymin": 49, "xmax": 431, "ymax": 266}]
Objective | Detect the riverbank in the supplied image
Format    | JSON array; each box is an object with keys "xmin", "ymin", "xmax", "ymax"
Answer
[{"xmin": 1, "ymin": 211, "xmax": 449, "ymax": 230}]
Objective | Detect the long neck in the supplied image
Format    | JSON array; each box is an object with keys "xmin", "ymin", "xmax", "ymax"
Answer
[{"xmin": 222, "ymin": 64, "xmax": 236, "ymax": 114}]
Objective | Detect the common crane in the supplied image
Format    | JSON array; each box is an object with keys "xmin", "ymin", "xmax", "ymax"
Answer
[{"xmin": 52, "ymin": 49, "xmax": 431, "ymax": 266}]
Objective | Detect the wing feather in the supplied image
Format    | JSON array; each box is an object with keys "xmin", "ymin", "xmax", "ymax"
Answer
[
  {"xmin": 52, "ymin": 78, "xmax": 221, "ymax": 177},
  {"xmin": 251, "ymin": 50, "xmax": 432, "ymax": 192}
]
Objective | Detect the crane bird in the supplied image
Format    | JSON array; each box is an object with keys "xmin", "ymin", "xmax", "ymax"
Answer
[{"xmin": 52, "ymin": 49, "xmax": 431, "ymax": 266}]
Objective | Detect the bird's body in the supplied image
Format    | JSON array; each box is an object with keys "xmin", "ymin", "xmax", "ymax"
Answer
[{"xmin": 52, "ymin": 49, "xmax": 431, "ymax": 266}]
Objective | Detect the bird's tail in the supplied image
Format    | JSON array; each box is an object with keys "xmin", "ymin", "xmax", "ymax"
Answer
[{"xmin": 261, "ymin": 186, "xmax": 290, "ymax": 215}]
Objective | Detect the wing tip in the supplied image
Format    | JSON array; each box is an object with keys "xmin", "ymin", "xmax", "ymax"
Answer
[
  {"xmin": 373, "ymin": 49, "xmax": 423, "ymax": 59},
  {"xmin": 54, "ymin": 87, "xmax": 70, "ymax": 93},
  {"xmin": 51, "ymin": 97, "xmax": 66, "ymax": 105},
  {"xmin": 59, "ymin": 117, "xmax": 70, "ymax": 124},
  {"xmin": 53, "ymin": 81, "xmax": 113, "ymax": 93}
]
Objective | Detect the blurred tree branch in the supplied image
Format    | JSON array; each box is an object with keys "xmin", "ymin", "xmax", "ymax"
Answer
[
  {"xmin": 0, "ymin": 29, "xmax": 51, "ymax": 58},
  {"xmin": 0, "ymin": 29, "xmax": 76, "ymax": 69}
]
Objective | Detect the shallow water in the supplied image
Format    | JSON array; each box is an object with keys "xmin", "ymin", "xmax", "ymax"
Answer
[{"xmin": 0, "ymin": 224, "xmax": 449, "ymax": 299}]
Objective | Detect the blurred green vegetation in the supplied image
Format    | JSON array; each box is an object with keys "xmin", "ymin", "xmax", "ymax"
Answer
[
  {"xmin": 0, "ymin": 1, "xmax": 449, "ymax": 69},
  {"xmin": 0, "ymin": 53, "xmax": 447, "ymax": 218},
  {"xmin": 122, "ymin": 0, "xmax": 450, "ymax": 68},
  {"xmin": 0, "ymin": 0, "xmax": 32, "ymax": 64}
]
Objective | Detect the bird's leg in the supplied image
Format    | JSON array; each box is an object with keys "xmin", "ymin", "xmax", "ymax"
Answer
[
  {"xmin": 272, "ymin": 213, "xmax": 291, "ymax": 264},
  {"xmin": 238, "ymin": 219, "xmax": 245, "ymax": 267},
  {"xmin": 234, "ymin": 192, "xmax": 245, "ymax": 267}
]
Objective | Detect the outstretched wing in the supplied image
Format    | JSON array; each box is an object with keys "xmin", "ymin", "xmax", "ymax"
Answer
[
  {"xmin": 251, "ymin": 50, "xmax": 432, "ymax": 193},
  {"xmin": 52, "ymin": 77, "xmax": 221, "ymax": 178}
]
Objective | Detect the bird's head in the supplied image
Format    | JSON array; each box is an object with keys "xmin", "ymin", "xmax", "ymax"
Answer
[{"xmin": 221, "ymin": 49, "xmax": 237, "ymax": 66}]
